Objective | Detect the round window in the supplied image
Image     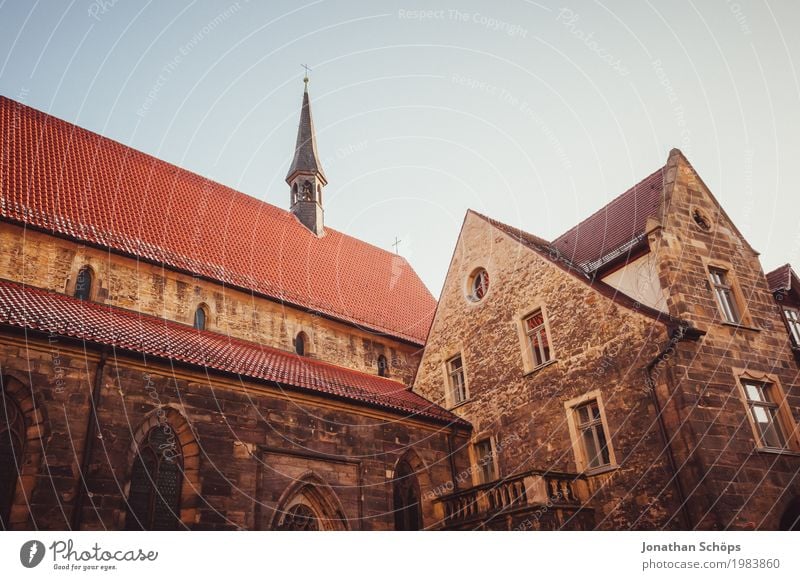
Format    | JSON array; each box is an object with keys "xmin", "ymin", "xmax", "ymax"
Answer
[
  {"xmin": 468, "ymin": 268, "xmax": 490, "ymax": 302},
  {"xmin": 691, "ymin": 207, "xmax": 713, "ymax": 232}
]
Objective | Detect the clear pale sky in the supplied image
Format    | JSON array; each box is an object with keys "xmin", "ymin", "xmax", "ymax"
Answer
[{"xmin": 1, "ymin": 0, "xmax": 798, "ymax": 295}]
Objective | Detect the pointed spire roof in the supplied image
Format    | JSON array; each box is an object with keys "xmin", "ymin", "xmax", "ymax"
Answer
[{"xmin": 286, "ymin": 80, "xmax": 327, "ymax": 184}]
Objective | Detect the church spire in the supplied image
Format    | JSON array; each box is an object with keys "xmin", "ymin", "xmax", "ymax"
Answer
[{"xmin": 286, "ymin": 73, "xmax": 327, "ymax": 236}]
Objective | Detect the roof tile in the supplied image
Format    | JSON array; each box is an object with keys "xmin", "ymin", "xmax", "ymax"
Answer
[{"xmin": 0, "ymin": 279, "xmax": 462, "ymax": 425}]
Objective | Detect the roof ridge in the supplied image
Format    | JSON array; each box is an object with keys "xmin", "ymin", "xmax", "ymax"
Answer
[{"xmin": 553, "ymin": 164, "xmax": 665, "ymax": 245}]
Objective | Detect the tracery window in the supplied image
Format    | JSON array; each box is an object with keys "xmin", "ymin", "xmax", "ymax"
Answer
[
  {"xmin": 278, "ymin": 504, "xmax": 319, "ymax": 531},
  {"xmin": 124, "ymin": 426, "xmax": 183, "ymax": 530}
]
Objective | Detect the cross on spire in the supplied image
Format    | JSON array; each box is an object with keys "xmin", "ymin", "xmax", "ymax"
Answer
[
  {"xmin": 301, "ymin": 63, "xmax": 312, "ymax": 84},
  {"xmin": 392, "ymin": 236, "xmax": 402, "ymax": 255}
]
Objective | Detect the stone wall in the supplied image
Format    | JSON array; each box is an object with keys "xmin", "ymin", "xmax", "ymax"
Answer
[
  {"xmin": 0, "ymin": 222, "xmax": 421, "ymax": 385},
  {"xmin": 0, "ymin": 333, "xmax": 468, "ymax": 530},
  {"xmin": 649, "ymin": 150, "xmax": 800, "ymax": 529}
]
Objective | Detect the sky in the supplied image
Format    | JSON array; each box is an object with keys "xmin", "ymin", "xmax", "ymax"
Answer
[{"xmin": 1, "ymin": 0, "xmax": 798, "ymax": 296}]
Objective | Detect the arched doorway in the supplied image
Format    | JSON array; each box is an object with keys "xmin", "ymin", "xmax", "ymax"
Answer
[
  {"xmin": 779, "ymin": 497, "xmax": 800, "ymax": 530},
  {"xmin": 393, "ymin": 459, "xmax": 422, "ymax": 530}
]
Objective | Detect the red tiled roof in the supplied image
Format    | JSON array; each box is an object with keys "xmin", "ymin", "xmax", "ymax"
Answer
[
  {"xmin": 766, "ymin": 264, "xmax": 793, "ymax": 293},
  {"xmin": 552, "ymin": 167, "xmax": 664, "ymax": 271},
  {"xmin": 0, "ymin": 96, "xmax": 434, "ymax": 344},
  {"xmin": 0, "ymin": 279, "xmax": 462, "ymax": 425}
]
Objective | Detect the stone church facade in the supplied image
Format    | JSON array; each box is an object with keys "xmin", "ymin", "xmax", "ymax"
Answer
[{"xmin": 1, "ymin": 86, "xmax": 799, "ymax": 531}]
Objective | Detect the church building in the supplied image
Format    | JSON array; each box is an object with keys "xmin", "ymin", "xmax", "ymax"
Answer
[{"xmin": 0, "ymin": 81, "xmax": 471, "ymax": 531}]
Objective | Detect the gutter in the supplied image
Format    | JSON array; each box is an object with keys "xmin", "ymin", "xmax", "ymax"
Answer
[
  {"xmin": 70, "ymin": 347, "xmax": 108, "ymax": 530},
  {"xmin": 644, "ymin": 322, "xmax": 704, "ymax": 530}
]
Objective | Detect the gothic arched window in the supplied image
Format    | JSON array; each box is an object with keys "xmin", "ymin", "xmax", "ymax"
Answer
[
  {"xmin": 295, "ymin": 332, "xmax": 307, "ymax": 356},
  {"xmin": 74, "ymin": 266, "xmax": 93, "ymax": 301},
  {"xmin": 377, "ymin": 355, "xmax": 388, "ymax": 377},
  {"xmin": 124, "ymin": 426, "xmax": 183, "ymax": 530},
  {"xmin": 193, "ymin": 305, "xmax": 207, "ymax": 331},
  {"xmin": 0, "ymin": 390, "xmax": 24, "ymax": 530},
  {"xmin": 393, "ymin": 460, "xmax": 422, "ymax": 530},
  {"xmin": 278, "ymin": 503, "xmax": 319, "ymax": 531}
]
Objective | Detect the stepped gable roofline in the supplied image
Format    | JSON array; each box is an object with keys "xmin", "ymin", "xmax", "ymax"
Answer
[
  {"xmin": 469, "ymin": 210, "xmax": 693, "ymax": 330},
  {"xmin": 0, "ymin": 95, "xmax": 435, "ymax": 345},
  {"xmin": 0, "ymin": 278, "xmax": 465, "ymax": 427}
]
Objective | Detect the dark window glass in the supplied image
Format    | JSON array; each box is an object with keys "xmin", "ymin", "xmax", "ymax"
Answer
[
  {"xmin": 295, "ymin": 333, "xmax": 306, "ymax": 356},
  {"xmin": 125, "ymin": 426, "xmax": 183, "ymax": 530},
  {"xmin": 74, "ymin": 267, "xmax": 93, "ymax": 301},
  {"xmin": 377, "ymin": 355, "xmax": 388, "ymax": 377},
  {"xmin": 0, "ymin": 390, "xmax": 24, "ymax": 530},
  {"xmin": 193, "ymin": 307, "xmax": 206, "ymax": 331}
]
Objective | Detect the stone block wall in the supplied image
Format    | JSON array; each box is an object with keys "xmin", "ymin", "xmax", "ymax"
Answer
[
  {"xmin": 0, "ymin": 222, "xmax": 421, "ymax": 385},
  {"xmin": 0, "ymin": 333, "xmax": 468, "ymax": 531}
]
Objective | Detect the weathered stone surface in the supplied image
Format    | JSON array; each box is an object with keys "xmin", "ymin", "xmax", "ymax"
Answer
[{"xmin": 0, "ymin": 222, "xmax": 421, "ymax": 385}]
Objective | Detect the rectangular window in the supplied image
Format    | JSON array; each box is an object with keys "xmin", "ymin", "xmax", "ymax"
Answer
[
  {"xmin": 447, "ymin": 355, "xmax": 467, "ymax": 405},
  {"xmin": 743, "ymin": 381, "xmax": 787, "ymax": 450},
  {"xmin": 524, "ymin": 310, "xmax": 551, "ymax": 367},
  {"xmin": 709, "ymin": 267, "xmax": 741, "ymax": 324},
  {"xmin": 784, "ymin": 308, "xmax": 800, "ymax": 346},
  {"xmin": 575, "ymin": 401, "xmax": 611, "ymax": 469},
  {"xmin": 474, "ymin": 439, "xmax": 496, "ymax": 484}
]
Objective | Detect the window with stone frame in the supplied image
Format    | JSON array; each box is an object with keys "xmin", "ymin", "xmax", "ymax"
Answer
[
  {"xmin": 574, "ymin": 400, "xmax": 611, "ymax": 470},
  {"xmin": 193, "ymin": 304, "xmax": 207, "ymax": 331},
  {"xmin": 783, "ymin": 308, "xmax": 800, "ymax": 347},
  {"xmin": 468, "ymin": 269, "xmax": 489, "ymax": 302},
  {"xmin": 524, "ymin": 309, "xmax": 552, "ymax": 368},
  {"xmin": 473, "ymin": 438, "xmax": 497, "ymax": 484},
  {"xmin": 377, "ymin": 354, "xmax": 389, "ymax": 377},
  {"xmin": 709, "ymin": 267, "xmax": 742, "ymax": 324},
  {"xmin": 74, "ymin": 266, "xmax": 93, "ymax": 301},
  {"xmin": 742, "ymin": 380, "xmax": 791, "ymax": 450},
  {"xmin": 446, "ymin": 354, "xmax": 467, "ymax": 406}
]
